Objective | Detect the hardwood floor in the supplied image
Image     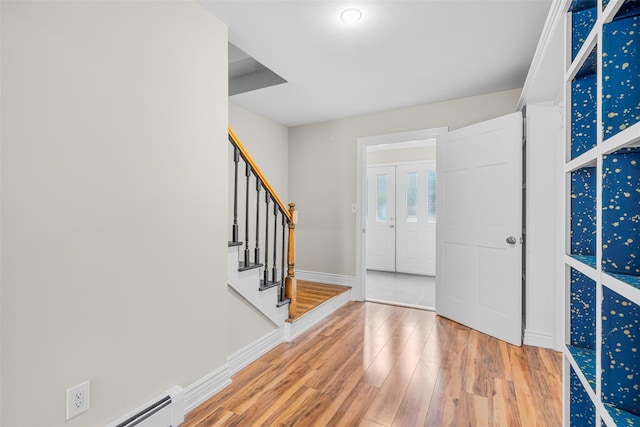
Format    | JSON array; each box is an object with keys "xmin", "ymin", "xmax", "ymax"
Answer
[
  {"xmin": 293, "ymin": 281, "xmax": 351, "ymax": 317},
  {"xmin": 184, "ymin": 301, "xmax": 562, "ymax": 427}
]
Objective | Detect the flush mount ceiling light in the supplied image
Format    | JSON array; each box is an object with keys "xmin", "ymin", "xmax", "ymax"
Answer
[{"xmin": 340, "ymin": 8, "xmax": 362, "ymax": 23}]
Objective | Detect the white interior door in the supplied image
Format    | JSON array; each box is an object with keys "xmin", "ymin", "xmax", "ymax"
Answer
[
  {"xmin": 436, "ymin": 112, "xmax": 523, "ymax": 346},
  {"xmin": 396, "ymin": 163, "xmax": 436, "ymax": 275},
  {"xmin": 366, "ymin": 166, "xmax": 396, "ymax": 271}
]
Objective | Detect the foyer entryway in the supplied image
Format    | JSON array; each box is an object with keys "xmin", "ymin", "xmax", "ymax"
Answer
[
  {"xmin": 361, "ymin": 133, "xmax": 440, "ymax": 311},
  {"xmin": 366, "ymin": 270, "xmax": 435, "ymax": 310}
]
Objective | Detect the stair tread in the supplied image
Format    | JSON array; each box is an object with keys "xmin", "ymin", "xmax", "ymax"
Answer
[
  {"xmin": 260, "ymin": 279, "xmax": 282, "ymax": 291},
  {"xmin": 287, "ymin": 281, "xmax": 351, "ymax": 322},
  {"xmin": 276, "ymin": 297, "xmax": 291, "ymax": 308},
  {"xmin": 238, "ymin": 262, "xmax": 263, "ymax": 272}
]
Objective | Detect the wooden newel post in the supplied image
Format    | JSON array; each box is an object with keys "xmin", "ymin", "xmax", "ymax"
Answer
[{"xmin": 285, "ymin": 203, "xmax": 298, "ymax": 318}]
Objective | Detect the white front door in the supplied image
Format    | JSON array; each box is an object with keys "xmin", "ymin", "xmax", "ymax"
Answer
[
  {"xmin": 366, "ymin": 166, "xmax": 396, "ymax": 272},
  {"xmin": 436, "ymin": 112, "xmax": 523, "ymax": 346},
  {"xmin": 395, "ymin": 163, "xmax": 436, "ymax": 275}
]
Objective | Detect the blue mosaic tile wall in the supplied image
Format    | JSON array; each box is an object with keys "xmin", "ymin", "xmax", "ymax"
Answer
[
  {"xmin": 602, "ymin": 287, "xmax": 640, "ymax": 416},
  {"xmin": 572, "ymin": 73, "xmax": 597, "ymax": 159},
  {"xmin": 606, "ymin": 403, "xmax": 640, "ymax": 426},
  {"xmin": 571, "ymin": 167, "xmax": 597, "ymax": 255},
  {"xmin": 571, "ymin": 268, "xmax": 597, "ymax": 349},
  {"xmin": 571, "ymin": 366, "xmax": 596, "ymax": 426},
  {"xmin": 602, "ymin": 148, "xmax": 640, "ymax": 276},
  {"xmin": 572, "ymin": 7, "xmax": 597, "ymax": 60},
  {"xmin": 614, "ymin": 1, "xmax": 640, "ymax": 21},
  {"xmin": 603, "ymin": 14, "xmax": 640, "ymax": 140}
]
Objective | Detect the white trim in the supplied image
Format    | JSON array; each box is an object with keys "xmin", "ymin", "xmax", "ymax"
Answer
[
  {"xmin": 367, "ymin": 137, "xmax": 436, "ymax": 152},
  {"xmin": 355, "ymin": 127, "xmax": 448, "ymax": 305},
  {"xmin": 284, "ymin": 290, "xmax": 351, "ymax": 342},
  {"xmin": 366, "ymin": 159, "xmax": 436, "ymax": 168},
  {"xmin": 227, "ymin": 327, "xmax": 284, "ymax": 375},
  {"xmin": 366, "ymin": 298, "xmax": 434, "ymax": 312},
  {"xmin": 517, "ymin": 0, "xmax": 571, "ymax": 111},
  {"xmin": 359, "ymin": 128, "xmax": 447, "ymax": 146},
  {"xmin": 296, "ymin": 270, "xmax": 356, "ymax": 288},
  {"xmin": 183, "ymin": 364, "xmax": 231, "ymax": 413},
  {"xmin": 523, "ymin": 329, "xmax": 558, "ymax": 350}
]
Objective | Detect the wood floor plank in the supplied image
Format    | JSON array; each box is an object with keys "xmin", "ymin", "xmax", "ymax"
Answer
[
  {"xmin": 423, "ymin": 392, "xmax": 456, "ymax": 426},
  {"xmin": 297, "ymin": 350, "xmax": 372, "ymax": 425},
  {"xmin": 463, "ymin": 329, "xmax": 490, "ymax": 397},
  {"xmin": 326, "ymin": 382, "xmax": 379, "ymax": 426},
  {"xmin": 182, "ymin": 302, "xmax": 562, "ymax": 427},
  {"xmin": 364, "ymin": 359, "xmax": 419, "ymax": 426},
  {"xmin": 186, "ymin": 407, "xmax": 239, "ymax": 427},
  {"xmin": 225, "ymin": 365, "xmax": 318, "ymax": 425},
  {"xmin": 491, "ymin": 378, "xmax": 522, "ymax": 427},
  {"xmin": 473, "ymin": 394, "xmax": 490, "ymax": 427},
  {"xmin": 359, "ymin": 419, "xmax": 387, "ymax": 427},
  {"xmin": 390, "ymin": 359, "xmax": 439, "ymax": 427},
  {"xmin": 509, "ymin": 345, "xmax": 548, "ymax": 426},
  {"xmin": 255, "ymin": 386, "xmax": 320, "ymax": 427}
]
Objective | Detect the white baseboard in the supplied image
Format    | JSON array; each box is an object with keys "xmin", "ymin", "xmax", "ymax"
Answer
[
  {"xmin": 227, "ymin": 327, "xmax": 284, "ymax": 375},
  {"xmin": 284, "ymin": 289, "xmax": 351, "ymax": 342},
  {"xmin": 183, "ymin": 364, "xmax": 231, "ymax": 413},
  {"xmin": 184, "ymin": 277, "xmax": 353, "ymax": 417},
  {"xmin": 296, "ymin": 270, "xmax": 356, "ymax": 287},
  {"xmin": 523, "ymin": 329, "xmax": 556, "ymax": 350}
]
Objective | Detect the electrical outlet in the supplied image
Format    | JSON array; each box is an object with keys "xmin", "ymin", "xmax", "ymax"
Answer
[{"xmin": 66, "ymin": 380, "xmax": 90, "ymax": 420}]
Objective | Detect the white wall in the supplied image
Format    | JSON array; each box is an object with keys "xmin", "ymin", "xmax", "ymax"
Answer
[
  {"xmin": 230, "ymin": 102, "xmax": 289, "ymax": 203},
  {"xmin": 525, "ymin": 103, "xmax": 565, "ymax": 350},
  {"xmin": 289, "ymin": 89, "xmax": 522, "ymax": 276},
  {"xmin": 1, "ymin": 2, "xmax": 229, "ymax": 425},
  {"xmin": 227, "ymin": 102, "xmax": 288, "ymax": 353}
]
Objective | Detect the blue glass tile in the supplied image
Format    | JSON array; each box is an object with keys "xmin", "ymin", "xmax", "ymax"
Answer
[
  {"xmin": 571, "ymin": 269, "xmax": 597, "ymax": 350},
  {"xmin": 570, "ymin": 254, "xmax": 598, "ymax": 269},
  {"xmin": 603, "ymin": 15, "xmax": 640, "ymax": 140},
  {"xmin": 572, "ymin": 74, "xmax": 597, "ymax": 159},
  {"xmin": 602, "ymin": 287, "xmax": 640, "ymax": 416},
  {"xmin": 569, "ymin": 0, "xmax": 597, "ymax": 13},
  {"xmin": 606, "ymin": 404, "xmax": 640, "ymax": 425},
  {"xmin": 609, "ymin": 272, "xmax": 640, "ymax": 291},
  {"xmin": 568, "ymin": 345, "xmax": 597, "ymax": 391},
  {"xmin": 573, "ymin": 8, "xmax": 597, "ymax": 61},
  {"xmin": 571, "ymin": 167, "xmax": 597, "ymax": 255},
  {"xmin": 571, "ymin": 366, "xmax": 596, "ymax": 426},
  {"xmin": 602, "ymin": 148, "xmax": 640, "ymax": 276},
  {"xmin": 614, "ymin": 1, "xmax": 640, "ymax": 21}
]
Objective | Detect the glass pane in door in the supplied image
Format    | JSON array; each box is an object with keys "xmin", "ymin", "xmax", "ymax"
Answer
[
  {"xmin": 376, "ymin": 174, "xmax": 387, "ymax": 222},
  {"xmin": 427, "ymin": 171, "xmax": 437, "ymax": 223},
  {"xmin": 406, "ymin": 172, "xmax": 418, "ymax": 222}
]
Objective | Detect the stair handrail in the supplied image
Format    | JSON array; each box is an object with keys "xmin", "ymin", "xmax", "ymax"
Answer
[
  {"xmin": 228, "ymin": 127, "xmax": 292, "ymax": 223},
  {"xmin": 228, "ymin": 127, "xmax": 298, "ymax": 318}
]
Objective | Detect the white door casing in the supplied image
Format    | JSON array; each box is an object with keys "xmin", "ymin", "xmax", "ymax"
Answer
[
  {"xmin": 436, "ymin": 112, "xmax": 523, "ymax": 346},
  {"xmin": 366, "ymin": 166, "xmax": 396, "ymax": 272},
  {"xmin": 396, "ymin": 163, "xmax": 436, "ymax": 275}
]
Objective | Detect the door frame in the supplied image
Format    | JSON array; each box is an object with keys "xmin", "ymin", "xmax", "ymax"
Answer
[{"xmin": 354, "ymin": 127, "xmax": 448, "ymax": 301}]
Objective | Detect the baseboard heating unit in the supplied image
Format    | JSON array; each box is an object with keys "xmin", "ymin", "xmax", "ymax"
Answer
[{"xmin": 107, "ymin": 385, "xmax": 184, "ymax": 427}]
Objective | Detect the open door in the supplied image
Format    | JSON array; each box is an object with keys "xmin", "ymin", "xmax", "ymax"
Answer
[{"xmin": 436, "ymin": 112, "xmax": 523, "ymax": 346}]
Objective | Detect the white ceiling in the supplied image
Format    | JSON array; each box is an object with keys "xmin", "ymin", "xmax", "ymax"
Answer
[{"xmin": 202, "ymin": 0, "xmax": 553, "ymax": 127}]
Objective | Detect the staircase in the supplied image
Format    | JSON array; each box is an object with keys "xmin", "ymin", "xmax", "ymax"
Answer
[{"xmin": 227, "ymin": 128, "xmax": 351, "ymax": 340}]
